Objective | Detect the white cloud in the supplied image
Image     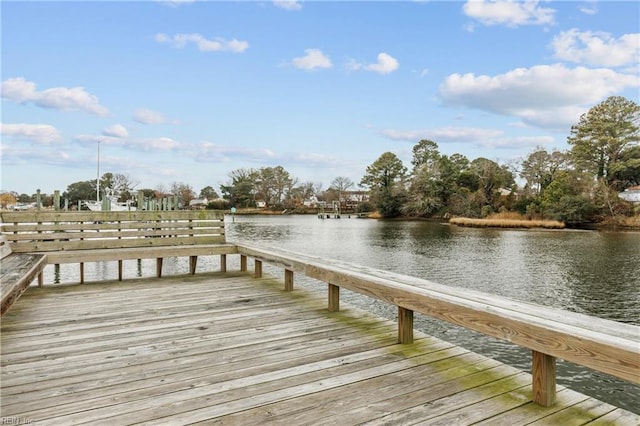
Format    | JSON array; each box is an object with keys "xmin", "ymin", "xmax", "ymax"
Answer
[
  {"xmin": 380, "ymin": 127, "xmax": 504, "ymax": 142},
  {"xmin": 291, "ymin": 49, "xmax": 332, "ymax": 70},
  {"xmin": 273, "ymin": 1, "xmax": 302, "ymax": 11},
  {"xmin": 141, "ymin": 137, "xmax": 182, "ymax": 151},
  {"xmin": 1, "ymin": 77, "xmax": 109, "ymax": 116},
  {"xmin": 365, "ymin": 53, "xmax": 399, "ymax": 75},
  {"xmin": 102, "ymin": 124, "xmax": 128, "ymax": 138},
  {"xmin": 196, "ymin": 142, "xmax": 275, "ymax": 162},
  {"xmin": 347, "ymin": 53, "xmax": 399, "ymax": 75},
  {"xmin": 438, "ymin": 64, "xmax": 639, "ymax": 130},
  {"xmin": 291, "ymin": 152, "xmax": 351, "ymax": 167},
  {"xmin": 156, "ymin": 0, "xmax": 195, "ymax": 7},
  {"xmin": 74, "ymin": 133, "xmax": 182, "ymax": 151},
  {"xmin": 133, "ymin": 108, "xmax": 180, "ymax": 125},
  {"xmin": 480, "ymin": 135, "xmax": 555, "ymax": 149},
  {"xmin": 380, "ymin": 127, "xmax": 554, "ymax": 150},
  {"xmin": 550, "ymin": 29, "xmax": 640, "ymax": 68},
  {"xmin": 463, "ymin": 0, "xmax": 556, "ymax": 27},
  {"xmin": 73, "ymin": 134, "xmax": 126, "ymax": 147},
  {"xmin": 1, "ymin": 144, "xmax": 71, "ymax": 166},
  {"xmin": 0, "ymin": 123, "xmax": 63, "ymax": 144},
  {"xmin": 0, "ymin": 77, "xmax": 37, "ymax": 101},
  {"xmin": 578, "ymin": 2, "xmax": 597, "ymax": 15},
  {"xmin": 155, "ymin": 33, "xmax": 249, "ymax": 53}
]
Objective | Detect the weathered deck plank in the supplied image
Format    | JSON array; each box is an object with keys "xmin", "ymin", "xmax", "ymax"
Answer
[{"xmin": 1, "ymin": 272, "xmax": 637, "ymax": 425}]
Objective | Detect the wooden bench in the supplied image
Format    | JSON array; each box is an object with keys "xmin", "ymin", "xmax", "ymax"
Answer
[
  {"xmin": 1, "ymin": 235, "xmax": 47, "ymax": 315},
  {"xmin": 236, "ymin": 243, "xmax": 640, "ymax": 407},
  {"xmin": 0, "ymin": 210, "xmax": 238, "ymax": 284}
]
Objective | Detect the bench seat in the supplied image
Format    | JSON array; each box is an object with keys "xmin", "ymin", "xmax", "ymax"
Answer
[
  {"xmin": 44, "ymin": 242, "xmax": 239, "ymax": 264},
  {"xmin": 45, "ymin": 243, "xmax": 239, "ymax": 281},
  {"xmin": 1, "ymin": 236, "xmax": 47, "ymax": 315}
]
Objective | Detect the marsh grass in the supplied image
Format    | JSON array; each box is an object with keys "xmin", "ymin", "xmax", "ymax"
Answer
[
  {"xmin": 602, "ymin": 215, "xmax": 640, "ymax": 229},
  {"xmin": 620, "ymin": 215, "xmax": 640, "ymax": 228},
  {"xmin": 450, "ymin": 213, "xmax": 565, "ymax": 229}
]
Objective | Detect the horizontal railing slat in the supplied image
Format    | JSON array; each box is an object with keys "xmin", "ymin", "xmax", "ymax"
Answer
[
  {"xmin": 0, "ymin": 220, "xmax": 224, "ymax": 233},
  {"xmin": 45, "ymin": 243, "xmax": 238, "ymax": 264},
  {"xmin": 9, "ymin": 235, "xmax": 226, "ymax": 253},
  {"xmin": 5, "ymin": 228, "xmax": 224, "ymax": 242},
  {"xmin": 0, "ymin": 210, "xmax": 224, "ymax": 222}
]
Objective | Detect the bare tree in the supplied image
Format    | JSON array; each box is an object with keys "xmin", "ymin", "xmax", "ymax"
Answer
[
  {"xmin": 330, "ymin": 176, "xmax": 354, "ymax": 204},
  {"xmin": 111, "ymin": 173, "xmax": 140, "ymax": 201},
  {"xmin": 169, "ymin": 182, "xmax": 196, "ymax": 205}
]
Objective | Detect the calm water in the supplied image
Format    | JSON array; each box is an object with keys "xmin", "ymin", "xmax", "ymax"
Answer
[{"xmin": 44, "ymin": 214, "xmax": 640, "ymax": 413}]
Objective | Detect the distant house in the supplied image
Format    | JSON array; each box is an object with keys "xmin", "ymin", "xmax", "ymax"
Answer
[
  {"xmin": 303, "ymin": 195, "xmax": 319, "ymax": 208},
  {"xmin": 189, "ymin": 198, "xmax": 208, "ymax": 209},
  {"xmin": 256, "ymin": 200, "xmax": 267, "ymax": 208},
  {"xmin": 343, "ymin": 191, "xmax": 370, "ymax": 210},
  {"xmin": 498, "ymin": 188, "xmax": 519, "ymax": 199},
  {"xmin": 619, "ymin": 185, "xmax": 640, "ymax": 203}
]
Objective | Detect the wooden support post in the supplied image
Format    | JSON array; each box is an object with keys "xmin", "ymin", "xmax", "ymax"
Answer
[
  {"xmin": 398, "ymin": 306, "xmax": 414, "ymax": 344},
  {"xmin": 254, "ymin": 259, "xmax": 262, "ymax": 278},
  {"xmin": 156, "ymin": 258, "xmax": 163, "ymax": 278},
  {"xmin": 220, "ymin": 254, "xmax": 227, "ymax": 272},
  {"xmin": 240, "ymin": 255, "xmax": 247, "ymax": 272},
  {"xmin": 532, "ymin": 350, "xmax": 556, "ymax": 406},
  {"xmin": 79, "ymin": 263, "xmax": 84, "ymax": 284},
  {"xmin": 284, "ymin": 269, "xmax": 294, "ymax": 291},
  {"xmin": 54, "ymin": 190, "xmax": 60, "ymax": 212},
  {"xmin": 189, "ymin": 256, "xmax": 197, "ymax": 275},
  {"xmin": 38, "ymin": 272, "xmax": 43, "ymax": 287},
  {"xmin": 118, "ymin": 260, "xmax": 123, "ymax": 281},
  {"xmin": 328, "ymin": 283, "xmax": 340, "ymax": 312}
]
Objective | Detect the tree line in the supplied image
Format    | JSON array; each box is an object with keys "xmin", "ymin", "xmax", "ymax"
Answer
[
  {"xmin": 360, "ymin": 96, "xmax": 639, "ymax": 224},
  {"xmin": 3, "ymin": 96, "xmax": 638, "ymax": 225}
]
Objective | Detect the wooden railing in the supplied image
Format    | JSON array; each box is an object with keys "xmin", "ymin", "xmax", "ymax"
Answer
[
  {"xmin": 0, "ymin": 210, "xmax": 236, "ymax": 284},
  {"xmin": 235, "ymin": 242, "xmax": 640, "ymax": 407}
]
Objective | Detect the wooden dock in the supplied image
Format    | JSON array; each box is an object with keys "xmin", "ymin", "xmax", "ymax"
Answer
[{"xmin": 2, "ymin": 271, "xmax": 638, "ymax": 425}]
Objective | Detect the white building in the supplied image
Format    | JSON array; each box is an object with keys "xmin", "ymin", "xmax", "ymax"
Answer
[{"xmin": 619, "ymin": 185, "xmax": 640, "ymax": 203}]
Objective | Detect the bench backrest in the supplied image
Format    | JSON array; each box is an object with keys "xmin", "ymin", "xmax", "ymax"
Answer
[{"xmin": 0, "ymin": 210, "xmax": 226, "ymax": 253}]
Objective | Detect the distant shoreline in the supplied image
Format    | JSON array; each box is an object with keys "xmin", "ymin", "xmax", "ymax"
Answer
[{"xmin": 226, "ymin": 209, "xmax": 640, "ymax": 231}]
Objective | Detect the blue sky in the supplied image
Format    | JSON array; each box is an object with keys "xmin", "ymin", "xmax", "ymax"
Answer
[{"xmin": 2, "ymin": 0, "xmax": 639, "ymax": 196}]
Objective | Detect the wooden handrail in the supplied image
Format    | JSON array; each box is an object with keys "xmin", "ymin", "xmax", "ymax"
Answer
[{"xmin": 235, "ymin": 242, "xmax": 640, "ymax": 407}]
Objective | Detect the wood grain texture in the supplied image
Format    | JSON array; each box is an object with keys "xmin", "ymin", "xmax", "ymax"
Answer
[
  {"xmin": 532, "ymin": 350, "xmax": 556, "ymax": 406},
  {"xmin": 0, "ymin": 235, "xmax": 11, "ymax": 259},
  {"xmin": 2, "ymin": 272, "xmax": 636, "ymax": 425},
  {"xmin": 398, "ymin": 306, "xmax": 414, "ymax": 344},
  {"xmin": 0, "ymin": 235, "xmax": 39, "ymax": 313},
  {"xmin": 328, "ymin": 283, "xmax": 340, "ymax": 312},
  {"xmin": 1, "ymin": 252, "xmax": 46, "ymax": 315},
  {"xmin": 284, "ymin": 268, "xmax": 294, "ymax": 291}
]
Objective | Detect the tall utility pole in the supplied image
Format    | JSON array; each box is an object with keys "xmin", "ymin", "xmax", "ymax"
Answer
[{"xmin": 96, "ymin": 141, "xmax": 100, "ymax": 202}]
